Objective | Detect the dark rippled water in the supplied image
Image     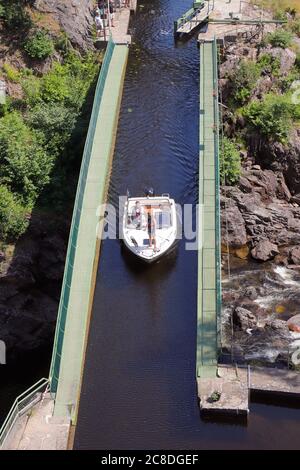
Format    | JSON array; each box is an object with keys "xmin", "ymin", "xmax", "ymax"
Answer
[{"xmin": 74, "ymin": 0, "xmax": 300, "ymax": 450}]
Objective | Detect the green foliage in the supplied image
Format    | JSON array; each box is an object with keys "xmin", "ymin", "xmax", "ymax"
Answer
[
  {"xmin": 257, "ymin": 53, "xmax": 280, "ymax": 76},
  {"xmin": 54, "ymin": 32, "xmax": 71, "ymax": 55},
  {"xmin": 24, "ymin": 29, "xmax": 54, "ymax": 60},
  {"xmin": 231, "ymin": 60, "xmax": 261, "ymax": 105},
  {"xmin": 208, "ymin": 391, "xmax": 221, "ymax": 403},
  {"xmin": 264, "ymin": 29, "xmax": 293, "ymax": 48},
  {"xmin": 22, "ymin": 74, "xmax": 41, "ymax": 106},
  {"xmin": 40, "ymin": 63, "xmax": 69, "ymax": 103},
  {"xmin": 278, "ymin": 69, "xmax": 300, "ymax": 93},
  {"xmin": 289, "ymin": 18, "xmax": 300, "ymax": 37},
  {"xmin": 220, "ymin": 137, "xmax": 241, "ymax": 185},
  {"xmin": 242, "ymin": 93, "xmax": 294, "ymax": 143},
  {"xmin": 0, "ymin": 111, "xmax": 53, "ymax": 203},
  {"xmin": 0, "ymin": 185, "xmax": 28, "ymax": 240},
  {"xmin": 0, "ymin": 27, "xmax": 99, "ymax": 240},
  {"xmin": 296, "ymin": 51, "xmax": 300, "ymax": 70},
  {"xmin": 39, "ymin": 53, "xmax": 98, "ymax": 110},
  {"xmin": 27, "ymin": 103, "xmax": 76, "ymax": 157},
  {"xmin": 0, "ymin": 0, "xmax": 32, "ymax": 30},
  {"xmin": 2, "ymin": 63, "xmax": 20, "ymax": 83}
]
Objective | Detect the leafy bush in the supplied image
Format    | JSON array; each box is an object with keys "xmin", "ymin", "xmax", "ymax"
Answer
[
  {"xmin": 0, "ymin": 0, "xmax": 32, "ymax": 30},
  {"xmin": 2, "ymin": 63, "xmax": 20, "ymax": 83},
  {"xmin": 22, "ymin": 74, "xmax": 41, "ymax": 106},
  {"xmin": 39, "ymin": 53, "xmax": 98, "ymax": 110},
  {"xmin": 231, "ymin": 60, "xmax": 261, "ymax": 104},
  {"xmin": 289, "ymin": 18, "xmax": 300, "ymax": 37},
  {"xmin": 40, "ymin": 63, "xmax": 69, "ymax": 103},
  {"xmin": 242, "ymin": 94, "xmax": 294, "ymax": 143},
  {"xmin": 0, "ymin": 185, "xmax": 28, "ymax": 240},
  {"xmin": 278, "ymin": 69, "xmax": 300, "ymax": 93},
  {"xmin": 0, "ymin": 112, "xmax": 53, "ymax": 203},
  {"xmin": 27, "ymin": 103, "xmax": 76, "ymax": 157},
  {"xmin": 264, "ymin": 29, "xmax": 293, "ymax": 48},
  {"xmin": 257, "ymin": 53, "xmax": 280, "ymax": 76},
  {"xmin": 24, "ymin": 30, "xmax": 54, "ymax": 60},
  {"xmin": 55, "ymin": 33, "xmax": 71, "ymax": 55},
  {"xmin": 0, "ymin": 42, "xmax": 99, "ymax": 239},
  {"xmin": 296, "ymin": 51, "xmax": 300, "ymax": 70},
  {"xmin": 220, "ymin": 137, "xmax": 241, "ymax": 185},
  {"xmin": 208, "ymin": 391, "xmax": 221, "ymax": 403}
]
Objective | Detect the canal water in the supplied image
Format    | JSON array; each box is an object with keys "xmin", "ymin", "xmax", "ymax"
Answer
[{"xmin": 74, "ymin": 0, "xmax": 300, "ymax": 450}]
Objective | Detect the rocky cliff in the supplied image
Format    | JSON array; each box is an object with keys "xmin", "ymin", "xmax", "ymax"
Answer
[
  {"xmin": 220, "ymin": 38, "xmax": 300, "ymax": 364},
  {"xmin": 0, "ymin": 214, "xmax": 68, "ymax": 360},
  {"xmin": 33, "ymin": 0, "xmax": 95, "ymax": 49}
]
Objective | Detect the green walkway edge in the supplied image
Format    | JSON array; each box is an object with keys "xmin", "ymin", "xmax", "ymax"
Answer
[
  {"xmin": 50, "ymin": 42, "xmax": 129, "ymax": 423},
  {"xmin": 197, "ymin": 38, "xmax": 221, "ymax": 379}
]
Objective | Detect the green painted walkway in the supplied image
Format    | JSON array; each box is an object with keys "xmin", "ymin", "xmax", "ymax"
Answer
[
  {"xmin": 197, "ymin": 39, "xmax": 221, "ymax": 379},
  {"xmin": 52, "ymin": 44, "xmax": 129, "ymax": 423}
]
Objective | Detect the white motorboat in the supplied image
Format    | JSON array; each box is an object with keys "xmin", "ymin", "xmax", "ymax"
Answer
[{"xmin": 121, "ymin": 193, "xmax": 178, "ymax": 263}]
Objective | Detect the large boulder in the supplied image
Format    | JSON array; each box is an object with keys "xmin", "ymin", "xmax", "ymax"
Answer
[
  {"xmin": 287, "ymin": 314, "xmax": 300, "ymax": 333},
  {"xmin": 233, "ymin": 307, "xmax": 257, "ymax": 330},
  {"xmin": 251, "ymin": 239, "xmax": 279, "ymax": 261}
]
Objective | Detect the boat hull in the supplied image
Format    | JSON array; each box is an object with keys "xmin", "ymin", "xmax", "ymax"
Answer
[{"xmin": 121, "ymin": 196, "xmax": 178, "ymax": 263}]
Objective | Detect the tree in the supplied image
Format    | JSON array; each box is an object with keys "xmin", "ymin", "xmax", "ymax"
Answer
[
  {"xmin": 0, "ymin": 185, "xmax": 28, "ymax": 240},
  {"xmin": 231, "ymin": 60, "xmax": 261, "ymax": 104},
  {"xmin": 265, "ymin": 29, "xmax": 293, "ymax": 49},
  {"xmin": 243, "ymin": 94, "xmax": 293, "ymax": 143},
  {"xmin": 0, "ymin": 112, "xmax": 53, "ymax": 203},
  {"xmin": 220, "ymin": 137, "xmax": 241, "ymax": 185},
  {"xmin": 24, "ymin": 30, "xmax": 54, "ymax": 60}
]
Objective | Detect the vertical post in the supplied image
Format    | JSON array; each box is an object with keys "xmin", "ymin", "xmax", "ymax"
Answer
[{"xmin": 107, "ymin": 0, "xmax": 112, "ymax": 32}]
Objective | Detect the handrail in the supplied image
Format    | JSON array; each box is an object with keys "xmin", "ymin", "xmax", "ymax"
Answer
[
  {"xmin": 0, "ymin": 378, "xmax": 49, "ymax": 448},
  {"xmin": 49, "ymin": 37, "xmax": 115, "ymax": 393},
  {"xmin": 212, "ymin": 37, "xmax": 222, "ymax": 353}
]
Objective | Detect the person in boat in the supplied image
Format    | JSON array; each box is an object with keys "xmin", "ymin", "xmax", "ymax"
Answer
[
  {"xmin": 146, "ymin": 206, "xmax": 159, "ymax": 252},
  {"xmin": 131, "ymin": 201, "xmax": 141, "ymax": 228}
]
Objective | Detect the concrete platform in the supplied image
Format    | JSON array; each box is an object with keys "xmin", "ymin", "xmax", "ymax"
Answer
[
  {"xmin": 198, "ymin": 365, "xmax": 249, "ymax": 415},
  {"xmin": 198, "ymin": 365, "xmax": 300, "ymax": 416},
  {"xmin": 198, "ymin": 0, "xmax": 276, "ymax": 41},
  {"xmin": 250, "ymin": 367, "xmax": 300, "ymax": 396},
  {"xmin": 1, "ymin": 394, "xmax": 70, "ymax": 450},
  {"xmin": 96, "ymin": 1, "xmax": 137, "ymax": 45}
]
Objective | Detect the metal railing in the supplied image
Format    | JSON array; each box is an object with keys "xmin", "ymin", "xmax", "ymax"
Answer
[
  {"xmin": 213, "ymin": 37, "xmax": 222, "ymax": 354},
  {"xmin": 174, "ymin": 0, "xmax": 213, "ymax": 34},
  {"xmin": 49, "ymin": 37, "xmax": 115, "ymax": 394},
  {"xmin": 0, "ymin": 378, "xmax": 49, "ymax": 449}
]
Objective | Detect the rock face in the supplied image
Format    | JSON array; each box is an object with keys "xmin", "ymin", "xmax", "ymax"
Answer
[
  {"xmin": 221, "ymin": 165, "xmax": 300, "ymax": 262},
  {"xmin": 289, "ymin": 246, "xmax": 300, "ymax": 265},
  {"xmin": 251, "ymin": 240, "xmax": 279, "ymax": 261},
  {"xmin": 221, "ymin": 199, "xmax": 247, "ymax": 247},
  {"xmin": 0, "ymin": 215, "xmax": 68, "ymax": 358},
  {"xmin": 33, "ymin": 0, "xmax": 95, "ymax": 50},
  {"xmin": 253, "ymin": 129, "xmax": 300, "ymax": 195}
]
